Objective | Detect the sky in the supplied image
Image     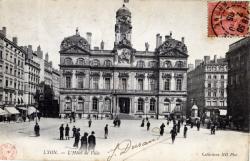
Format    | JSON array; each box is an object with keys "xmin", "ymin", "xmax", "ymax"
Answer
[{"xmin": 0, "ymin": 0, "xmax": 241, "ymax": 69}]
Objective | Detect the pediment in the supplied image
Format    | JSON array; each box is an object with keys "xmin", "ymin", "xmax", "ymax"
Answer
[
  {"xmin": 159, "ymin": 49, "xmax": 188, "ymax": 58},
  {"xmin": 60, "ymin": 45, "xmax": 90, "ymax": 54}
]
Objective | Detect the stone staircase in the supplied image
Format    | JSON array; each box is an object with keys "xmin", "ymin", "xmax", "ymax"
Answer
[{"xmin": 116, "ymin": 113, "xmax": 140, "ymax": 120}]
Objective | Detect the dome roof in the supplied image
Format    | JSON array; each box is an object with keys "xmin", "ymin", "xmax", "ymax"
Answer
[
  {"xmin": 191, "ymin": 104, "xmax": 198, "ymax": 110},
  {"xmin": 116, "ymin": 4, "xmax": 131, "ymax": 17},
  {"xmin": 60, "ymin": 30, "xmax": 89, "ymax": 51}
]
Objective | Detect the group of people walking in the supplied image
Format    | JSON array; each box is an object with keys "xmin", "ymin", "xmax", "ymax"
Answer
[{"xmin": 59, "ymin": 124, "xmax": 96, "ymax": 153}]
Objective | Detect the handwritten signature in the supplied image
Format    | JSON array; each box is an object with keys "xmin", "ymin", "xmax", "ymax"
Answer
[{"xmin": 107, "ymin": 137, "xmax": 160, "ymax": 161}]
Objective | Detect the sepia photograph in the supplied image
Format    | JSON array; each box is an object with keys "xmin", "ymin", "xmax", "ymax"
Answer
[{"xmin": 0, "ymin": 0, "xmax": 249, "ymax": 161}]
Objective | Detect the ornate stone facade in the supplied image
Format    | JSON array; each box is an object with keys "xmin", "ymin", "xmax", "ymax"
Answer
[{"xmin": 59, "ymin": 4, "xmax": 188, "ymax": 119}]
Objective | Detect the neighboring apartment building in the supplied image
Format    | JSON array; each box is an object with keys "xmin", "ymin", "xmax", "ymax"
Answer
[
  {"xmin": 52, "ymin": 68, "xmax": 60, "ymax": 101},
  {"xmin": 187, "ymin": 55, "xmax": 228, "ymax": 121},
  {"xmin": 226, "ymin": 37, "xmax": 250, "ymax": 130},
  {"xmin": 59, "ymin": 4, "xmax": 188, "ymax": 119},
  {"xmin": 0, "ymin": 27, "xmax": 25, "ymax": 106},
  {"xmin": 22, "ymin": 45, "xmax": 40, "ymax": 106}
]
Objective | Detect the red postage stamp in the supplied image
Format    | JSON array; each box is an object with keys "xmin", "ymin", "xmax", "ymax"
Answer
[
  {"xmin": 208, "ymin": 1, "xmax": 249, "ymax": 37},
  {"xmin": 0, "ymin": 143, "xmax": 17, "ymax": 160}
]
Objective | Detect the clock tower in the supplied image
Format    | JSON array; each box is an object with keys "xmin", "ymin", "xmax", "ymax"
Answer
[{"xmin": 115, "ymin": 4, "xmax": 132, "ymax": 47}]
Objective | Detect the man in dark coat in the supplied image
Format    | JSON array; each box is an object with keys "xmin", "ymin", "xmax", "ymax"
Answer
[
  {"xmin": 184, "ymin": 125, "xmax": 188, "ymax": 138},
  {"xmin": 170, "ymin": 128, "xmax": 177, "ymax": 143},
  {"xmin": 59, "ymin": 124, "xmax": 64, "ymax": 140},
  {"xmin": 73, "ymin": 128, "xmax": 80, "ymax": 147},
  {"xmin": 160, "ymin": 123, "xmax": 165, "ymax": 136},
  {"xmin": 80, "ymin": 132, "xmax": 88, "ymax": 153},
  {"xmin": 72, "ymin": 126, "xmax": 76, "ymax": 138},
  {"xmin": 117, "ymin": 118, "xmax": 121, "ymax": 127},
  {"xmin": 141, "ymin": 119, "xmax": 145, "ymax": 127},
  {"xmin": 34, "ymin": 123, "xmax": 40, "ymax": 136},
  {"xmin": 113, "ymin": 118, "xmax": 117, "ymax": 127},
  {"xmin": 146, "ymin": 121, "xmax": 150, "ymax": 131},
  {"xmin": 88, "ymin": 131, "xmax": 96, "ymax": 153},
  {"xmin": 104, "ymin": 124, "xmax": 108, "ymax": 139},
  {"xmin": 88, "ymin": 119, "xmax": 92, "ymax": 128},
  {"xmin": 65, "ymin": 124, "xmax": 70, "ymax": 140},
  {"xmin": 177, "ymin": 120, "xmax": 181, "ymax": 133},
  {"xmin": 197, "ymin": 120, "xmax": 200, "ymax": 131}
]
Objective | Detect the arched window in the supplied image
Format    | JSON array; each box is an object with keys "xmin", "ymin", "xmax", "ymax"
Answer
[
  {"xmin": 164, "ymin": 78, "xmax": 171, "ymax": 90},
  {"xmin": 175, "ymin": 99, "xmax": 182, "ymax": 112},
  {"xmin": 175, "ymin": 61, "xmax": 184, "ymax": 68},
  {"xmin": 164, "ymin": 61, "xmax": 172, "ymax": 68},
  {"xmin": 92, "ymin": 59, "xmax": 100, "ymax": 66},
  {"xmin": 104, "ymin": 98, "xmax": 111, "ymax": 112},
  {"xmin": 77, "ymin": 58, "xmax": 84, "ymax": 65},
  {"xmin": 92, "ymin": 97, "xmax": 98, "ymax": 111},
  {"xmin": 137, "ymin": 60, "xmax": 145, "ymax": 68},
  {"xmin": 64, "ymin": 57, "xmax": 73, "ymax": 65},
  {"xmin": 65, "ymin": 96, "xmax": 72, "ymax": 110},
  {"xmin": 138, "ymin": 98, "xmax": 144, "ymax": 111},
  {"xmin": 77, "ymin": 97, "xmax": 84, "ymax": 111},
  {"xmin": 164, "ymin": 98, "xmax": 170, "ymax": 112},
  {"xmin": 150, "ymin": 98, "xmax": 156, "ymax": 111},
  {"xmin": 104, "ymin": 60, "xmax": 112, "ymax": 67}
]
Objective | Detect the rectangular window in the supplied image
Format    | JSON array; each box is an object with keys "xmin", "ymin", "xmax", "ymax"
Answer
[
  {"xmin": 221, "ymin": 75, "xmax": 224, "ymax": 80},
  {"xmin": 213, "ymin": 90, "xmax": 217, "ymax": 97},
  {"xmin": 208, "ymin": 83, "xmax": 211, "ymax": 88},
  {"xmin": 176, "ymin": 79, "xmax": 182, "ymax": 91},
  {"xmin": 221, "ymin": 82, "xmax": 224, "ymax": 88},
  {"xmin": 206, "ymin": 101, "xmax": 211, "ymax": 106},
  {"xmin": 105, "ymin": 77, "xmax": 110, "ymax": 90},
  {"xmin": 212, "ymin": 101, "xmax": 217, "ymax": 106},
  {"xmin": 149, "ymin": 79, "xmax": 155, "ymax": 91},
  {"xmin": 66, "ymin": 76, "xmax": 71, "ymax": 88},
  {"xmin": 208, "ymin": 90, "xmax": 211, "ymax": 97},
  {"xmin": 5, "ymin": 79, "xmax": 8, "ymax": 87},
  {"xmin": 164, "ymin": 79, "xmax": 170, "ymax": 90},
  {"xmin": 138, "ymin": 79, "xmax": 144, "ymax": 90},
  {"xmin": 0, "ymin": 50, "xmax": 2, "ymax": 59},
  {"xmin": 220, "ymin": 89, "xmax": 224, "ymax": 97},
  {"xmin": 220, "ymin": 101, "xmax": 224, "ymax": 106},
  {"xmin": 122, "ymin": 78, "xmax": 127, "ymax": 90},
  {"xmin": 93, "ymin": 77, "xmax": 99, "ymax": 89},
  {"xmin": 5, "ymin": 65, "xmax": 8, "ymax": 73},
  {"xmin": 78, "ymin": 76, "xmax": 84, "ymax": 89}
]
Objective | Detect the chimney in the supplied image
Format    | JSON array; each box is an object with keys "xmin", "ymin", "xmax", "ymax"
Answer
[
  {"xmin": 181, "ymin": 37, "xmax": 185, "ymax": 43},
  {"xmin": 204, "ymin": 56, "xmax": 210, "ymax": 64},
  {"xmin": 86, "ymin": 32, "xmax": 92, "ymax": 49},
  {"xmin": 45, "ymin": 53, "xmax": 49, "ymax": 61},
  {"xmin": 100, "ymin": 40, "xmax": 104, "ymax": 50},
  {"xmin": 170, "ymin": 31, "xmax": 172, "ymax": 38},
  {"xmin": 12, "ymin": 37, "xmax": 18, "ymax": 45},
  {"xmin": 165, "ymin": 35, "xmax": 170, "ymax": 41},
  {"xmin": 156, "ymin": 33, "xmax": 160, "ymax": 48},
  {"xmin": 2, "ymin": 27, "xmax": 6, "ymax": 37},
  {"xmin": 214, "ymin": 55, "xmax": 217, "ymax": 63},
  {"xmin": 159, "ymin": 36, "xmax": 162, "ymax": 46}
]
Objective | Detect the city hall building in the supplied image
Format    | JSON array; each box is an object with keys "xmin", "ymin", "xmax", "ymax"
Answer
[{"xmin": 59, "ymin": 4, "xmax": 188, "ymax": 119}]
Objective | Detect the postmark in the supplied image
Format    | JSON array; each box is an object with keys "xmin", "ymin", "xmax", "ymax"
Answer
[
  {"xmin": 208, "ymin": 1, "xmax": 249, "ymax": 37},
  {"xmin": 0, "ymin": 143, "xmax": 17, "ymax": 160}
]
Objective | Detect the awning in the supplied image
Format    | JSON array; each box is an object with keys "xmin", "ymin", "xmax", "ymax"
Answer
[
  {"xmin": 4, "ymin": 107, "xmax": 20, "ymax": 115},
  {"xmin": 17, "ymin": 107, "xmax": 27, "ymax": 111},
  {"xmin": 28, "ymin": 106, "xmax": 39, "ymax": 115},
  {"xmin": 0, "ymin": 108, "xmax": 8, "ymax": 115},
  {"xmin": 219, "ymin": 109, "xmax": 227, "ymax": 116}
]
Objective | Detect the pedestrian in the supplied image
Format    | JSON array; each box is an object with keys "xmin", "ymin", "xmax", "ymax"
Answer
[
  {"xmin": 170, "ymin": 128, "xmax": 177, "ymax": 144},
  {"xmin": 146, "ymin": 117, "xmax": 148, "ymax": 121},
  {"xmin": 167, "ymin": 120, "xmax": 169, "ymax": 126},
  {"xmin": 177, "ymin": 121, "xmax": 181, "ymax": 133},
  {"xmin": 72, "ymin": 126, "xmax": 76, "ymax": 138},
  {"xmin": 160, "ymin": 123, "xmax": 165, "ymax": 136},
  {"xmin": 59, "ymin": 124, "xmax": 64, "ymax": 140},
  {"xmin": 197, "ymin": 120, "xmax": 200, "ymax": 131},
  {"xmin": 88, "ymin": 119, "xmax": 92, "ymax": 128},
  {"xmin": 184, "ymin": 125, "xmax": 188, "ymax": 138},
  {"xmin": 38, "ymin": 113, "xmax": 41, "ymax": 121},
  {"xmin": 104, "ymin": 124, "xmax": 108, "ymax": 139},
  {"xmin": 211, "ymin": 124, "xmax": 216, "ymax": 135},
  {"xmin": 34, "ymin": 122, "xmax": 40, "ymax": 136},
  {"xmin": 141, "ymin": 119, "xmax": 145, "ymax": 127},
  {"xmin": 113, "ymin": 118, "xmax": 117, "ymax": 127},
  {"xmin": 146, "ymin": 121, "xmax": 150, "ymax": 131},
  {"xmin": 88, "ymin": 131, "xmax": 96, "ymax": 153},
  {"xmin": 173, "ymin": 124, "xmax": 177, "ymax": 136},
  {"xmin": 190, "ymin": 121, "xmax": 193, "ymax": 128},
  {"xmin": 117, "ymin": 118, "xmax": 121, "ymax": 127},
  {"xmin": 65, "ymin": 124, "xmax": 70, "ymax": 140},
  {"xmin": 73, "ymin": 128, "xmax": 80, "ymax": 147},
  {"xmin": 70, "ymin": 117, "xmax": 72, "ymax": 123},
  {"xmin": 80, "ymin": 132, "xmax": 88, "ymax": 153}
]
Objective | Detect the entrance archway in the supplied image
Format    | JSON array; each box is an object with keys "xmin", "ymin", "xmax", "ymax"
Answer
[{"xmin": 119, "ymin": 97, "xmax": 130, "ymax": 113}]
